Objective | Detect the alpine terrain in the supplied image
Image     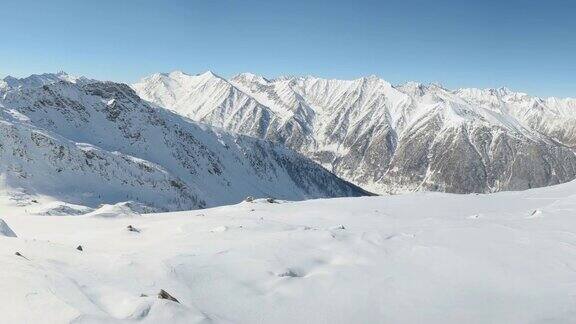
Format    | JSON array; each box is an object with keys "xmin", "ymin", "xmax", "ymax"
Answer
[
  {"xmin": 133, "ymin": 71, "xmax": 576, "ymax": 194},
  {"xmin": 3, "ymin": 178, "xmax": 576, "ymax": 323},
  {"xmin": 0, "ymin": 73, "xmax": 366, "ymax": 213}
]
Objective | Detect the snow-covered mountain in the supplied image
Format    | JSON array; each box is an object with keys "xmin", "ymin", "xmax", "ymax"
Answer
[
  {"xmin": 0, "ymin": 73, "xmax": 366, "ymax": 212},
  {"xmin": 134, "ymin": 71, "xmax": 576, "ymax": 194}
]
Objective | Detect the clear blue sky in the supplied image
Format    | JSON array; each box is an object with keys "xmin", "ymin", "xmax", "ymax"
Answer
[{"xmin": 1, "ymin": 0, "xmax": 574, "ymax": 97}]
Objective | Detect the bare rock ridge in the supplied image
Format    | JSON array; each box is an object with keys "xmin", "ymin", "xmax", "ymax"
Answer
[
  {"xmin": 133, "ymin": 71, "xmax": 576, "ymax": 194},
  {"xmin": 0, "ymin": 73, "xmax": 367, "ymax": 212}
]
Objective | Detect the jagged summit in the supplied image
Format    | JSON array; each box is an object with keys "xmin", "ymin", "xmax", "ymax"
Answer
[
  {"xmin": 2, "ymin": 72, "xmax": 84, "ymax": 89},
  {"xmin": 3, "ymin": 73, "xmax": 45, "ymax": 88},
  {"xmin": 168, "ymin": 70, "xmax": 190, "ymax": 77},
  {"xmin": 170, "ymin": 70, "xmax": 223, "ymax": 79},
  {"xmin": 232, "ymin": 72, "xmax": 270, "ymax": 84}
]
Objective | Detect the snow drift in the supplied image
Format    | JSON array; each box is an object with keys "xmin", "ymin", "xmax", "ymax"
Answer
[{"xmin": 2, "ymin": 179, "xmax": 576, "ymax": 323}]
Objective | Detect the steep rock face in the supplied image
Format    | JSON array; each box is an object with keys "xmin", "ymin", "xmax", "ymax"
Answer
[
  {"xmin": 134, "ymin": 71, "xmax": 576, "ymax": 194},
  {"xmin": 0, "ymin": 73, "xmax": 366, "ymax": 211}
]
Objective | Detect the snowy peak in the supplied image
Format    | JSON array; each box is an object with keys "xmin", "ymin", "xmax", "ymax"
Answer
[
  {"xmin": 164, "ymin": 70, "xmax": 222, "ymax": 81},
  {"xmin": 168, "ymin": 70, "xmax": 191, "ymax": 78},
  {"xmin": 454, "ymin": 86, "xmax": 529, "ymax": 102},
  {"xmin": 197, "ymin": 70, "xmax": 220, "ymax": 78},
  {"xmin": 232, "ymin": 72, "xmax": 270, "ymax": 85},
  {"xmin": 395, "ymin": 81, "xmax": 427, "ymax": 97},
  {"xmin": 2, "ymin": 72, "xmax": 83, "ymax": 89},
  {"xmin": 136, "ymin": 70, "xmax": 224, "ymax": 89},
  {"xmin": 133, "ymin": 70, "xmax": 296, "ymax": 140}
]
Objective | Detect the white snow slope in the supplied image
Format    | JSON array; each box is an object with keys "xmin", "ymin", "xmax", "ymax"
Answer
[
  {"xmin": 0, "ymin": 73, "xmax": 366, "ymax": 212},
  {"xmin": 3, "ymin": 180, "xmax": 576, "ymax": 323}
]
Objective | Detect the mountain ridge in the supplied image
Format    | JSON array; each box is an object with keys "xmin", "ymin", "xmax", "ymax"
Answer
[
  {"xmin": 0, "ymin": 74, "xmax": 367, "ymax": 212},
  {"xmin": 133, "ymin": 70, "xmax": 576, "ymax": 194}
]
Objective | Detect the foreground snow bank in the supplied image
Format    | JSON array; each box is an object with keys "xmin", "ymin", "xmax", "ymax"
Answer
[{"xmin": 2, "ymin": 181, "xmax": 576, "ymax": 323}]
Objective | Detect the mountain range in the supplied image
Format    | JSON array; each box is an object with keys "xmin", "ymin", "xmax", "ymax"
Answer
[
  {"xmin": 0, "ymin": 73, "xmax": 365, "ymax": 212},
  {"xmin": 133, "ymin": 71, "xmax": 576, "ymax": 194}
]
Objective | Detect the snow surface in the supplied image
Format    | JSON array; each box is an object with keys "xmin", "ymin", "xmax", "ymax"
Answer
[{"xmin": 3, "ymin": 181, "xmax": 576, "ymax": 323}]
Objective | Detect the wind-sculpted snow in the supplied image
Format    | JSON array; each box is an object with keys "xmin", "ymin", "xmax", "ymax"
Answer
[
  {"xmin": 0, "ymin": 73, "xmax": 366, "ymax": 211},
  {"xmin": 3, "ymin": 180, "xmax": 576, "ymax": 323},
  {"xmin": 134, "ymin": 71, "xmax": 576, "ymax": 194}
]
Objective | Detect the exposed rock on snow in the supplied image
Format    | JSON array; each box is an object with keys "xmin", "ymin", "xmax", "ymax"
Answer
[
  {"xmin": 158, "ymin": 289, "xmax": 180, "ymax": 304},
  {"xmin": 127, "ymin": 225, "xmax": 141, "ymax": 233},
  {"xmin": 31, "ymin": 201, "xmax": 94, "ymax": 216},
  {"xmin": 14, "ymin": 252, "xmax": 26, "ymax": 259},
  {"xmin": 527, "ymin": 209, "xmax": 544, "ymax": 218},
  {"xmin": 277, "ymin": 269, "xmax": 302, "ymax": 278},
  {"xmin": 134, "ymin": 71, "xmax": 576, "ymax": 194}
]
